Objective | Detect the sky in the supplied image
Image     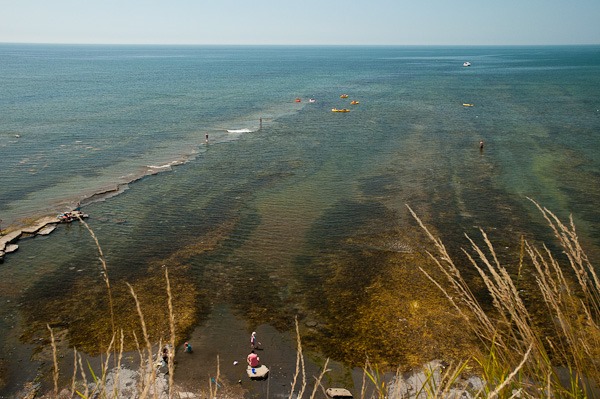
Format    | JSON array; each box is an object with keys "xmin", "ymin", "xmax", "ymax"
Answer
[{"xmin": 1, "ymin": 0, "xmax": 599, "ymax": 46}]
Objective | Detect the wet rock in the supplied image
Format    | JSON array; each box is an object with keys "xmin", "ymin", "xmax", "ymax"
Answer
[
  {"xmin": 16, "ymin": 382, "xmax": 40, "ymax": 399},
  {"xmin": 466, "ymin": 376, "xmax": 485, "ymax": 391},
  {"xmin": 38, "ymin": 225, "xmax": 57, "ymax": 235},
  {"xmin": 388, "ymin": 360, "xmax": 482, "ymax": 399}
]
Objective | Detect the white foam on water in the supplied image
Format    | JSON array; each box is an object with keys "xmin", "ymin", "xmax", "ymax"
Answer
[{"xmin": 226, "ymin": 128, "xmax": 254, "ymax": 133}]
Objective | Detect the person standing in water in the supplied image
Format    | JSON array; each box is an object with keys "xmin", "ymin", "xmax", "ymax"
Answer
[
  {"xmin": 247, "ymin": 350, "xmax": 260, "ymax": 367},
  {"xmin": 250, "ymin": 331, "xmax": 259, "ymax": 349},
  {"xmin": 162, "ymin": 346, "xmax": 169, "ymax": 365},
  {"xmin": 205, "ymin": 133, "xmax": 209, "ymax": 143}
]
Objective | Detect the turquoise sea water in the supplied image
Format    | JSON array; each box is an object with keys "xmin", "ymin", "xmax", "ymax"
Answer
[{"xmin": 1, "ymin": 44, "xmax": 599, "ymax": 396}]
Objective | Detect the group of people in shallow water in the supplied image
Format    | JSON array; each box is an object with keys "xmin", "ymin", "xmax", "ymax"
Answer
[
  {"xmin": 158, "ymin": 341, "xmax": 193, "ymax": 370},
  {"xmin": 159, "ymin": 331, "xmax": 259, "ymax": 370},
  {"xmin": 247, "ymin": 331, "xmax": 261, "ymax": 367}
]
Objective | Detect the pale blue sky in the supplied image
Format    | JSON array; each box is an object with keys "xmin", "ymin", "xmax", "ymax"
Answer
[{"xmin": 1, "ymin": 0, "xmax": 599, "ymax": 45}]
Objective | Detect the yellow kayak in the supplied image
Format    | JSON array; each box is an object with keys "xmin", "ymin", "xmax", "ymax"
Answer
[{"xmin": 332, "ymin": 108, "xmax": 350, "ymax": 113}]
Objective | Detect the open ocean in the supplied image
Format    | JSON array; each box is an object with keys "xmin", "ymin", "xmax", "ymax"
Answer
[{"xmin": 1, "ymin": 44, "xmax": 599, "ymax": 396}]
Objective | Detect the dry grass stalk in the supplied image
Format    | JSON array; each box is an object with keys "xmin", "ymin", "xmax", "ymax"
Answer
[
  {"xmin": 524, "ymin": 204, "xmax": 600, "ymax": 385},
  {"xmin": 289, "ymin": 316, "xmax": 307, "ymax": 399},
  {"xmin": 91, "ymin": 333, "xmax": 116, "ymax": 397},
  {"xmin": 408, "ymin": 200, "xmax": 600, "ymax": 397},
  {"xmin": 53, "ymin": 202, "xmax": 600, "ymax": 398},
  {"xmin": 208, "ymin": 355, "xmax": 221, "ymax": 398},
  {"xmin": 359, "ymin": 361, "xmax": 369, "ymax": 399},
  {"xmin": 77, "ymin": 216, "xmax": 131, "ymax": 399},
  {"xmin": 308, "ymin": 358, "xmax": 330, "ymax": 399},
  {"xmin": 43, "ymin": 219, "xmax": 183, "ymax": 398},
  {"xmin": 131, "ymin": 330, "xmax": 147, "ymax": 396},
  {"xmin": 361, "ymin": 358, "xmax": 389, "ymax": 399},
  {"xmin": 279, "ymin": 317, "xmax": 331, "ymax": 399},
  {"xmin": 414, "ymin": 362, "xmax": 445, "ymax": 399},
  {"xmin": 462, "ymin": 232, "xmax": 538, "ymax": 362},
  {"xmin": 407, "ymin": 205, "xmax": 501, "ymax": 349},
  {"xmin": 165, "ymin": 267, "xmax": 176, "ymax": 398},
  {"xmin": 70, "ymin": 347, "xmax": 79, "ymax": 397},
  {"xmin": 365, "ymin": 360, "xmax": 472, "ymax": 399},
  {"xmin": 112, "ymin": 330, "xmax": 125, "ymax": 399},
  {"xmin": 437, "ymin": 361, "xmax": 472, "ymax": 398},
  {"xmin": 127, "ymin": 282, "xmax": 157, "ymax": 399},
  {"xmin": 78, "ymin": 216, "xmax": 116, "ymax": 342},
  {"xmin": 487, "ymin": 344, "xmax": 532, "ymax": 399},
  {"xmin": 528, "ymin": 198, "xmax": 600, "ymax": 315},
  {"xmin": 47, "ymin": 324, "xmax": 59, "ymax": 397},
  {"xmin": 77, "ymin": 352, "xmax": 90, "ymax": 398},
  {"xmin": 387, "ymin": 368, "xmax": 403, "ymax": 399}
]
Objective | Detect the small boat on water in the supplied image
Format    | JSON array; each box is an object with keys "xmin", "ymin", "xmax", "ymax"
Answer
[
  {"xmin": 295, "ymin": 98, "xmax": 301, "ymax": 103},
  {"xmin": 463, "ymin": 62, "xmax": 471, "ymax": 67},
  {"xmin": 332, "ymin": 108, "xmax": 350, "ymax": 113},
  {"xmin": 462, "ymin": 103, "xmax": 474, "ymax": 107},
  {"xmin": 350, "ymin": 100, "xmax": 359, "ymax": 105},
  {"xmin": 309, "ymin": 98, "xmax": 316, "ymax": 103},
  {"xmin": 340, "ymin": 94, "xmax": 349, "ymax": 98}
]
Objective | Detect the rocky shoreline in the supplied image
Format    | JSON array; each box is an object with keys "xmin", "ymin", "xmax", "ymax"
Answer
[
  {"xmin": 18, "ymin": 359, "xmax": 485, "ymax": 399},
  {"xmin": 0, "ymin": 211, "xmax": 87, "ymax": 262}
]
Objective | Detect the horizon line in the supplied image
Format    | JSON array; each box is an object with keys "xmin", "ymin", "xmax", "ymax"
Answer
[{"xmin": 2, "ymin": 41, "xmax": 600, "ymax": 47}]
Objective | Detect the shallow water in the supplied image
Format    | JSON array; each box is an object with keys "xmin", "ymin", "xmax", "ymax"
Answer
[{"xmin": 1, "ymin": 44, "xmax": 599, "ymax": 396}]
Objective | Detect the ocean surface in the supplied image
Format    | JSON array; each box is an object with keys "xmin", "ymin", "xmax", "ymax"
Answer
[{"xmin": 0, "ymin": 44, "xmax": 599, "ymax": 396}]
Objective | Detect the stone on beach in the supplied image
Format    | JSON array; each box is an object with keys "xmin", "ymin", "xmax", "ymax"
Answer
[
  {"xmin": 246, "ymin": 365, "xmax": 269, "ymax": 380},
  {"xmin": 326, "ymin": 387, "xmax": 353, "ymax": 398}
]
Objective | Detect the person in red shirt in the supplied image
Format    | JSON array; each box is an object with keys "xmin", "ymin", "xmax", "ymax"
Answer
[{"xmin": 247, "ymin": 350, "xmax": 260, "ymax": 367}]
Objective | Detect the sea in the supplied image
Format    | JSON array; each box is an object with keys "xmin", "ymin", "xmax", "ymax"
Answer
[{"xmin": 0, "ymin": 44, "xmax": 599, "ymax": 397}]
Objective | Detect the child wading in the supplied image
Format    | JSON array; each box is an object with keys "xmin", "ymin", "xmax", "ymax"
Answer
[{"xmin": 250, "ymin": 331, "xmax": 260, "ymax": 349}]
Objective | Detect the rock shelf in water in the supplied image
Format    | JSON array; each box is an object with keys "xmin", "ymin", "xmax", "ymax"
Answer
[{"xmin": 0, "ymin": 211, "xmax": 87, "ymax": 262}]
